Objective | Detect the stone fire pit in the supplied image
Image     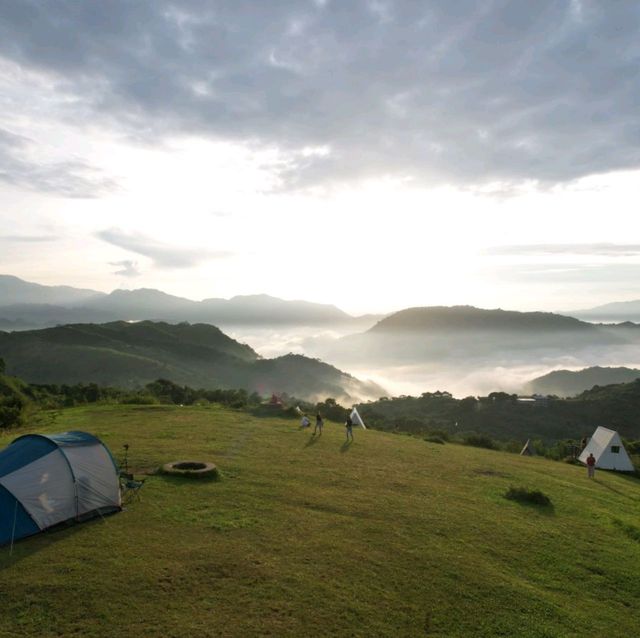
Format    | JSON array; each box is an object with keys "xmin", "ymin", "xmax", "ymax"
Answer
[{"xmin": 161, "ymin": 460, "xmax": 219, "ymax": 479}]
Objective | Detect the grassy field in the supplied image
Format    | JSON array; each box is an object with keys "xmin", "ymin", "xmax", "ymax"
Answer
[{"xmin": 1, "ymin": 404, "xmax": 639, "ymax": 637}]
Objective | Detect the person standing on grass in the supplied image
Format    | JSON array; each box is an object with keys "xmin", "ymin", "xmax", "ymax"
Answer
[
  {"xmin": 586, "ymin": 452, "xmax": 596, "ymax": 478},
  {"xmin": 314, "ymin": 411, "xmax": 324, "ymax": 436},
  {"xmin": 345, "ymin": 414, "xmax": 354, "ymax": 442}
]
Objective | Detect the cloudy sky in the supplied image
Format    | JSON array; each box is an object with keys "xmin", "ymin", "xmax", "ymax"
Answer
[{"xmin": 1, "ymin": 0, "xmax": 639, "ymax": 314}]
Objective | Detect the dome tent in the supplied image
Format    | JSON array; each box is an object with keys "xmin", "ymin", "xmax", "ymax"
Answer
[{"xmin": 0, "ymin": 431, "xmax": 121, "ymax": 546}]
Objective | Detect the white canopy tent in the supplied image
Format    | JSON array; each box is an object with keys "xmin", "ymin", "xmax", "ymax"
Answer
[{"xmin": 578, "ymin": 426, "xmax": 635, "ymax": 472}]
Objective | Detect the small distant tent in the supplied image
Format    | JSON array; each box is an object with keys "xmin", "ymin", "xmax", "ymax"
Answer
[
  {"xmin": 0, "ymin": 431, "xmax": 121, "ymax": 546},
  {"xmin": 350, "ymin": 407, "xmax": 367, "ymax": 430},
  {"xmin": 520, "ymin": 439, "xmax": 535, "ymax": 456},
  {"xmin": 578, "ymin": 427, "xmax": 635, "ymax": 472}
]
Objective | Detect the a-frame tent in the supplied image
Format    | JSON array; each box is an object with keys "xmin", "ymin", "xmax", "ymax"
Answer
[
  {"xmin": 578, "ymin": 426, "xmax": 635, "ymax": 472},
  {"xmin": 350, "ymin": 407, "xmax": 366, "ymax": 429},
  {"xmin": 520, "ymin": 439, "xmax": 535, "ymax": 456}
]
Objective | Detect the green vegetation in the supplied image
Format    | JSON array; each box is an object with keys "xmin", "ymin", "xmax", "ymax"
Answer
[
  {"xmin": 505, "ymin": 486, "xmax": 552, "ymax": 508},
  {"xmin": 0, "ymin": 404, "xmax": 639, "ymax": 636},
  {"xmin": 0, "ymin": 321, "xmax": 382, "ymax": 401}
]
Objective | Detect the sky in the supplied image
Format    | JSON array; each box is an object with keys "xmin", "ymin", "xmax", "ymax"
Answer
[{"xmin": 1, "ymin": 0, "xmax": 640, "ymax": 315}]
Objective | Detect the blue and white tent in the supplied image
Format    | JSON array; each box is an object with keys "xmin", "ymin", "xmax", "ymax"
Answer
[{"xmin": 0, "ymin": 431, "xmax": 121, "ymax": 546}]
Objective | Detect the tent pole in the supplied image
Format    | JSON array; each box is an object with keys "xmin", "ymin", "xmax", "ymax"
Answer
[{"xmin": 9, "ymin": 499, "xmax": 18, "ymax": 557}]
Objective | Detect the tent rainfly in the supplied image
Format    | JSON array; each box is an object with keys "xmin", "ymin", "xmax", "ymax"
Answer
[
  {"xmin": 0, "ymin": 431, "xmax": 121, "ymax": 546},
  {"xmin": 520, "ymin": 439, "xmax": 535, "ymax": 456},
  {"xmin": 350, "ymin": 407, "xmax": 367, "ymax": 430},
  {"xmin": 578, "ymin": 426, "xmax": 635, "ymax": 472}
]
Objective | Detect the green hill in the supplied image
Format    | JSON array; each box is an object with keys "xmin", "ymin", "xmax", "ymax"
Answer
[
  {"xmin": 0, "ymin": 404, "xmax": 639, "ymax": 637},
  {"xmin": 0, "ymin": 321, "xmax": 383, "ymax": 402}
]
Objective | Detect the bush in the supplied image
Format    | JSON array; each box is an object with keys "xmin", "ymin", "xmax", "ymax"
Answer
[
  {"xmin": 424, "ymin": 435, "xmax": 445, "ymax": 444},
  {"xmin": 0, "ymin": 406, "xmax": 22, "ymax": 428},
  {"xmin": 463, "ymin": 434, "xmax": 498, "ymax": 450},
  {"xmin": 505, "ymin": 486, "xmax": 552, "ymax": 507}
]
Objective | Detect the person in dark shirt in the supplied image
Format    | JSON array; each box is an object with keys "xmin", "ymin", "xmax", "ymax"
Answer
[
  {"xmin": 586, "ymin": 452, "xmax": 596, "ymax": 478},
  {"xmin": 345, "ymin": 414, "xmax": 354, "ymax": 442},
  {"xmin": 314, "ymin": 412, "xmax": 324, "ymax": 436}
]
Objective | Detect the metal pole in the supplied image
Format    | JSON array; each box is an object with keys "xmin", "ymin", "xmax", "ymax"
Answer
[{"xmin": 9, "ymin": 499, "xmax": 18, "ymax": 557}]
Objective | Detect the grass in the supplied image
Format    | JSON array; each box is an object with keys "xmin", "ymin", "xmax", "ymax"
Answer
[{"xmin": 0, "ymin": 404, "xmax": 639, "ymax": 637}]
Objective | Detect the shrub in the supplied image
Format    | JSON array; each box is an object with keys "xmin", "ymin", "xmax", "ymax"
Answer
[
  {"xmin": 505, "ymin": 486, "xmax": 552, "ymax": 507},
  {"xmin": 424, "ymin": 435, "xmax": 445, "ymax": 444},
  {"xmin": 0, "ymin": 406, "xmax": 22, "ymax": 428},
  {"xmin": 120, "ymin": 394, "xmax": 159, "ymax": 405}
]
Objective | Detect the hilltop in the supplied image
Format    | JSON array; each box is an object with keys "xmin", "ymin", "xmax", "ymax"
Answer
[
  {"xmin": 0, "ymin": 404, "xmax": 638, "ymax": 637},
  {"xmin": 0, "ymin": 321, "xmax": 383, "ymax": 402},
  {"xmin": 369, "ymin": 306, "xmax": 594, "ymax": 333}
]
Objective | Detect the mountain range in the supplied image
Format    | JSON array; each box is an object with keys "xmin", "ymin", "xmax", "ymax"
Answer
[
  {"xmin": 0, "ymin": 320, "xmax": 384, "ymax": 402},
  {"xmin": 0, "ymin": 275, "xmax": 380, "ymax": 330}
]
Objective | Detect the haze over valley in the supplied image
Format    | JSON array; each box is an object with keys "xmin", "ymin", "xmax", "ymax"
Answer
[{"xmin": 3, "ymin": 274, "xmax": 640, "ymax": 399}]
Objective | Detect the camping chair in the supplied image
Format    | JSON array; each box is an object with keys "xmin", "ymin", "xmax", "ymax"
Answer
[
  {"xmin": 118, "ymin": 444, "xmax": 145, "ymax": 504},
  {"xmin": 120, "ymin": 471, "xmax": 145, "ymax": 504}
]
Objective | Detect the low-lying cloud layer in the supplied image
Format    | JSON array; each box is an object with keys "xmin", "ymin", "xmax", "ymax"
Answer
[{"xmin": 1, "ymin": 1, "xmax": 639, "ymax": 189}]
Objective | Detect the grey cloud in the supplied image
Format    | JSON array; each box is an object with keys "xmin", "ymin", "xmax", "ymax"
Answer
[
  {"xmin": 487, "ymin": 244, "xmax": 640, "ymax": 257},
  {"xmin": 97, "ymin": 228, "xmax": 230, "ymax": 268},
  {"xmin": 0, "ymin": 127, "xmax": 118, "ymax": 198},
  {"xmin": 109, "ymin": 259, "xmax": 141, "ymax": 277},
  {"xmin": 1, "ymin": 2, "xmax": 640, "ymax": 187}
]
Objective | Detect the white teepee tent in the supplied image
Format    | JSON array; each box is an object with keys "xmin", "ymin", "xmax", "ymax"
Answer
[
  {"xmin": 578, "ymin": 426, "xmax": 635, "ymax": 472},
  {"xmin": 350, "ymin": 407, "xmax": 366, "ymax": 430}
]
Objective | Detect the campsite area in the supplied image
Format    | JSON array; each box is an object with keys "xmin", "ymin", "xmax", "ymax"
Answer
[{"xmin": 1, "ymin": 404, "xmax": 639, "ymax": 637}]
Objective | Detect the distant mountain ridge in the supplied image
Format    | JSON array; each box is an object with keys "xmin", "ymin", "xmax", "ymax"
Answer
[
  {"xmin": 0, "ymin": 320, "xmax": 384, "ymax": 402},
  {"xmin": 0, "ymin": 275, "xmax": 374, "ymax": 329},
  {"xmin": 569, "ymin": 299, "xmax": 640, "ymax": 322},
  {"xmin": 0, "ymin": 274, "xmax": 104, "ymax": 306},
  {"xmin": 525, "ymin": 366, "xmax": 640, "ymax": 397}
]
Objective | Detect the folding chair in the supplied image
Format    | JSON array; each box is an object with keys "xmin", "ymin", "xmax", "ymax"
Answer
[{"xmin": 120, "ymin": 472, "xmax": 145, "ymax": 504}]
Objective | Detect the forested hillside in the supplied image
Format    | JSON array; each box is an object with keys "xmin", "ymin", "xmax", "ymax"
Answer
[
  {"xmin": 358, "ymin": 381, "xmax": 640, "ymax": 442},
  {"xmin": 0, "ymin": 321, "xmax": 383, "ymax": 402}
]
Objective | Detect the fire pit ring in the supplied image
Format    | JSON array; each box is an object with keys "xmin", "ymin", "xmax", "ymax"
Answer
[{"xmin": 161, "ymin": 460, "xmax": 219, "ymax": 479}]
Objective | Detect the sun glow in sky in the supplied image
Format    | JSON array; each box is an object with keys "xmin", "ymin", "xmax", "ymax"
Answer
[{"xmin": 2, "ymin": 1, "xmax": 640, "ymax": 315}]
